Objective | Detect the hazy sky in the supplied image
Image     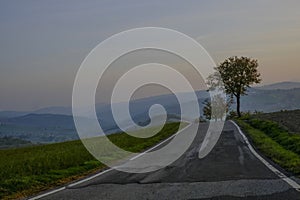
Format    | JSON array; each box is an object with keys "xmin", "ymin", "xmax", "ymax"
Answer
[{"xmin": 1, "ymin": 0, "xmax": 300, "ymax": 111}]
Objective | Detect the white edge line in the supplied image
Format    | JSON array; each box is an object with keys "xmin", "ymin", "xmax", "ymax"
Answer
[
  {"xmin": 28, "ymin": 168, "xmax": 114, "ymax": 200},
  {"xmin": 67, "ymin": 168, "xmax": 113, "ymax": 187},
  {"xmin": 28, "ymin": 121, "xmax": 192, "ymax": 199},
  {"xmin": 230, "ymin": 120, "xmax": 300, "ymax": 192},
  {"xmin": 129, "ymin": 122, "xmax": 190, "ymax": 161},
  {"xmin": 28, "ymin": 187, "xmax": 66, "ymax": 200},
  {"xmin": 129, "ymin": 133, "xmax": 176, "ymax": 160}
]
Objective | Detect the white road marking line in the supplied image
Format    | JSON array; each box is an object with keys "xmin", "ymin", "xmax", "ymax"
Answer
[
  {"xmin": 129, "ymin": 133, "xmax": 176, "ymax": 161},
  {"xmin": 230, "ymin": 120, "xmax": 300, "ymax": 192},
  {"xmin": 29, "ymin": 121, "xmax": 192, "ymax": 199},
  {"xmin": 67, "ymin": 168, "xmax": 113, "ymax": 187},
  {"xmin": 28, "ymin": 187, "xmax": 66, "ymax": 200},
  {"xmin": 28, "ymin": 168, "xmax": 113, "ymax": 200},
  {"xmin": 130, "ymin": 121, "xmax": 191, "ymax": 161}
]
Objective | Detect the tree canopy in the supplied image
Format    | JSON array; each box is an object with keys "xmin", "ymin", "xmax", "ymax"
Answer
[{"xmin": 207, "ymin": 56, "xmax": 261, "ymax": 117}]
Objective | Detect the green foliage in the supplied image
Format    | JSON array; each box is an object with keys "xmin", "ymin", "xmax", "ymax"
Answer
[
  {"xmin": 228, "ymin": 111, "xmax": 238, "ymax": 119},
  {"xmin": 236, "ymin": 120, "xmax": 300, "ymax": 176},
  {"xmin": 208, "ymin": 56, "xmax": 261, "ymax": 117},
  {"xmin": 217, "ymin": 56, "xmax": 261, "ymax": 96},
  {"xmin": 239, "ymin": 111, "xmax": 252, "ymax": 120},
  {"xmin": 0, "ymin": 123, "xmax": 180, "ymax": 199},
  {"xmin": 255, "ymin": 109, "xmax": 300, "ymax": 134},
  {"xmin": 202, "ymin": 94, "xmax": 228, "ymax": 121},
  {"xmin": 202, "ymin": 99, "xmax": 212, "ymax": 120},
  {"xmin": 247, "ymin": 119, "xmax": 300, "ymax": 155},
  {"xmin": 0, "ymin": 137, "xmax": 32, "ymax": 149}
]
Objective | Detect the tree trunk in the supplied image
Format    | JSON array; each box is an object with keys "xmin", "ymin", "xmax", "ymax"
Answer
[{"xmin": 236, "ymin": 95, "xmax": 241, "ymax": 118}]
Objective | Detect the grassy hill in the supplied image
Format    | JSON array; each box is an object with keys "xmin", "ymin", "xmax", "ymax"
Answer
[
  {"xmin": 0, "ymin": 122, "xmax": 180, "ymax": 199},
  {"xmin": 239, "ymin": 88, "xmax": 300, "ymax": 112},
  {"xmin": 256, "ymin": 81, "xmax": 300, "ymax": 90},
  {"xmin": 237, "ymin": 119, "xmax": 300, "ymax": 177},
  {"xmin": 255, "ymin": 109, "xmax": 300, "ymax": 134},
  {"xmin": 237, "ymin": 110, "xmax": 300, "ymax": 178}
]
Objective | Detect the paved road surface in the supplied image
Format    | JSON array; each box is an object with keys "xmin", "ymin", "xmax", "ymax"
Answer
[{"xmin": 32, "ymin": 121, "xmax": 300, "ymax": 199}]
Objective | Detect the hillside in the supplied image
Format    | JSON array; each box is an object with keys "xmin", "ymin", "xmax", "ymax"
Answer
[
  {"xmin": 1, "ymin": 85, "xmax": 300, "ymax": 146},
  {"xmin": 256, "ymin": 81, "xmax": 300, "ymax": 90},
  {"xmin": 0, "ymin": 111, "xmax": 29, "ymax": 119},
  {"xmin": 2, "ymin": 84, "xmax": 300, "ymax": 120},
  {"xmin": 239, "ymin": 88, "xmax": 300, "ymax": 112},
  {"xmin": 254, "ymin": 110, "xmax": 300, "ymax": 134},
  {"xmin": 0, "ymin": 114, "xmax": 79, "ymax": 144},
  {"xmin": 0, "ymin": 122, "xmax": 180, "ymax": 199}
]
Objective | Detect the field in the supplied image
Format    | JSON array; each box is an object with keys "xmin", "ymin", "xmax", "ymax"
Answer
[
  {"xmin": 0, "ymin": 122, "xmax": 180, "ymax": 199},
  {"xmin": 0, "ymin": 137, "xmax": 32, "ymax": 149},
  {"xmin": 236, "ymin": 111, "xmax": 300, "ymax": 176},
  {"xmin": 255, "ymin": 109, "xmax": 300, "ymax": 134}
]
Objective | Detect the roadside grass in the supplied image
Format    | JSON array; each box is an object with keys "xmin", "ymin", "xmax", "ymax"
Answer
[
  {"xmin": 247, "ymin": 119, "xmax": 300, "ymax": 155},
  {"xmin": 0, "ymin": 122, "xmax": 180, "ymax": 199},
  {"xmin": 236, "ymin": 119, "xmax": 300, "ymax": 176},
  {"xmin": 255, "ymin": 110, "xmax": 300, "ymax": 134}
]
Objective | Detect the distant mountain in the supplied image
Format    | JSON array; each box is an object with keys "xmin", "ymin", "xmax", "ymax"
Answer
[
  {"xmin": 239, "ymin": 87, "xmax": 300, "ymax": 112},
  {"xmin": 2, "ymin": 82, "xmax": 300, "ymax": 146},
  {"xmin": 34, "ymin": 106, "xmax": 72, "ymax": 115},
  {"xmin": 0, "ymin": 91, "xmax": 208, "ymax": 144},
  {"xmin": 0, "ymin": 114, "xmax": 79, "ymax": 143},
  {"xmin": 0, "ymin": 108, "xmax": 73, "ymax": 120},
  {"xmin": 0, "ymin": 113, "xmax": 123, "ymax": 143},
  {"xmin": 0, "ymin": 111, "xmax": 30, "ymax": 119},
  {"xmin": 256, "ymin": 81, "xmax": 300, "ymax": 90},
  {"xmin": 1, "ymin": 113, "xmax": 75, "ymax": 128},
  {"xmin": 1, "ymin": 81, "xmax": 299, "ymax": 119}
]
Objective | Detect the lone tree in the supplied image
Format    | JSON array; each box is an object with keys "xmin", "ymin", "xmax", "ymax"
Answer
[
  {"xmin": 208, "ymin": 56, "xmax": 261, "ymax": 117},
  {"xmin": 203, "ymin": 94, "xmax": 229, "ymax": 121}
]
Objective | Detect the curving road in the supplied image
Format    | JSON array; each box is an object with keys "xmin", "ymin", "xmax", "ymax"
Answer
[{"xmin": 30, "ymin": 121, "xmax": 300, "ymax": 200}]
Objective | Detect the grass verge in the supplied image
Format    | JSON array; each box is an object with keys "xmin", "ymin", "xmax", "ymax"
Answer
[
  {"xmin": 247, "ymin": 119, "xmax": 300, "ymax": 155},
  {"xmin": 0, "ymin": 122, "xmax": 180, "ymax": 199},
  {"xmin": 236, "ymin": 119, "xmax": 300, "ymax": 176}
]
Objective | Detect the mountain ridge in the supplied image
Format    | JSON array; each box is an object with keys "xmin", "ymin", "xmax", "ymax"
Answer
[
  {"xmin": 256, "ymin": 81, "xmax": 300, "ymax": 90},
  {"xmin": 1, "ymin": 82, "xmax": 300, "ymax": 145}
]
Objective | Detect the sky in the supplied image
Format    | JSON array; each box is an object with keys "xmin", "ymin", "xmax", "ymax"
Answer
[{"xmin": 1, "ymin": 0, "xmax": 300, "ymax": 111}]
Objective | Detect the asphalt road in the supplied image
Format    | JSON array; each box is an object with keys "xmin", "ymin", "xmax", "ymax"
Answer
[{"xmin": 33, "ymin": 121, "xmax": 300, "ymax": 200}]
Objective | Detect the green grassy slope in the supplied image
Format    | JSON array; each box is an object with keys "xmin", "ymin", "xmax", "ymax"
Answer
[
  {"xmin": 0, "ymin": 122, "xmax": 180, "ymax": 199},
  {"xmin": 255, "ymin": 109, "xmax": 300, "ymax": 134},
  {"xmin": 236, "ymin": 119, "xmax": 300, "ymax": 176}
]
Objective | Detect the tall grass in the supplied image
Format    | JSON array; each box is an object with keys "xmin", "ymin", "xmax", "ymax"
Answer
[
  {"xmin": 236, "ymin": 120, "xmax": 300, "ymax": 176},
  {"xmin": 247, "ymin": 119, "xmax": 300, "ymax": 155},
  {"xmin": 0, "ymin": 122, "xmax": 180, "ymax": 199}
]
